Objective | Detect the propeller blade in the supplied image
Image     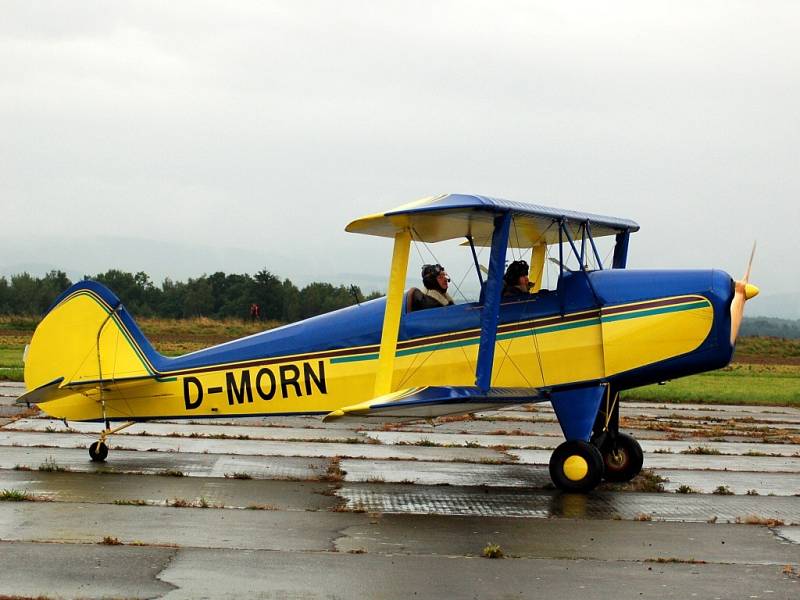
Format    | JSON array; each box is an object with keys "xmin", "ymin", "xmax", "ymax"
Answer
[
  {"xmin": 743, "ymin": 241, "xmax": 756, "ymax": 283},
  {"xmin": 730, "ymin": 280, "xmax": 747, "ymax": 344},
  {"xmin": 730, "ymin": 243, "xmax": 759, "ymax": 345}
]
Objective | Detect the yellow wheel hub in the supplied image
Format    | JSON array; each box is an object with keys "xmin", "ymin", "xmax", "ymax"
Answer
[{"xmin": 563, "ymin": 455, "xmax": 589, "ymax": 481}]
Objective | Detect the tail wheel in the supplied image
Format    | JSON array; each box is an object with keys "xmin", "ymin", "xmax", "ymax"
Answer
[
  {"xmin": 600, "ymin": 432, "xmax": 643, "ymax": 483},
  {"xmin": 89, "ymin": 441, "xmax": 108, "ymax": 462},
  {"xmin": 549, "ymin": 440, "xmax": 604, "ymax": 493}
]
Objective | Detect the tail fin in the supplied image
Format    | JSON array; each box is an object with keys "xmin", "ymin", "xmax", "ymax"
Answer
[{"xmin": 24, "ymin": 281, "xmax": 164, "ymax": 393}]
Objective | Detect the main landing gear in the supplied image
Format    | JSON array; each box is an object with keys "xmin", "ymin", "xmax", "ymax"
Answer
[
  {"xmin": 549, "ymin": 388, "xmax": 643, "ymax": 493},
  {"xmin": 88, "ymin": 420, "xmax": 135, "ymax": 462},
  {"xmin": 549, "ymin": 440, "xmax": 604, "ymax": 492}
]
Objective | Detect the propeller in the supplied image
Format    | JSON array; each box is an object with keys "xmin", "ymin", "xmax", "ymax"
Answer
[{"xmin": 729, "ymin": 242, "xmax": 760, "ymax": 345}]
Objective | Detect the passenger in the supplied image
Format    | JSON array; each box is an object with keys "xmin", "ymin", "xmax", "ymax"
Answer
[
  {"xmin": 410, "ymin": 264, "xmax": 455, "ymax": 311},
  {"xmin": 502, "ymin": 260, "xmax": 532, "ymax": 299}
]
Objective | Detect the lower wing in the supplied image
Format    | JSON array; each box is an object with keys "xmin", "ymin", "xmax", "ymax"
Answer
[{"xmin": 323, "ymin": 385, "xmax": 547, "ymax": 422}]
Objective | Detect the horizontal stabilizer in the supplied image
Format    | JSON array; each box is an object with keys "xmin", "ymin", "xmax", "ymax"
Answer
[
  {"xmin": 323, "ymin": 386, "xmax": 547, "ymax": 422},
  {"xmin": 15, "ymin": 377, "xmax": 67, "ymax": 405},
  {"xmin": 16, "ymin": 374, "xmax": 160, "ymax": 406}
]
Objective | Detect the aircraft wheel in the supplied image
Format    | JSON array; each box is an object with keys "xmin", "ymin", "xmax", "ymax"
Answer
[
  {"xmin": 549, "ymin": 440, "xmax": 604, "ymax": 493},
  {"xmin": 600, "ymin": 432, "xmax": 643, "ymax": 483},
  {"xmin": 89, "ymin": 441, "xmax": 108, "ymax": 462}
]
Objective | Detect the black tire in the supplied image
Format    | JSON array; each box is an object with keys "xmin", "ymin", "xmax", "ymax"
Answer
[
  {"xmin": 549, "ymin": 440, "xmax": 604, "ymax": 493},
  {"xmin": 599, "ymin": 432, "xmax": 643, "ymax": 483},
  {"xmin": 89, "ymin": 441, "xmax": 108, "ymax": 462}
]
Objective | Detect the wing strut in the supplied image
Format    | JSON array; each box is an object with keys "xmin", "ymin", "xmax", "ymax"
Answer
[
  {"xmin": 475, "ymin": 211, "xmax": 511, "ymax": 391},
  {"xmin": 374, "ymin": 228, "xmax": 411, "ymax": 396}
]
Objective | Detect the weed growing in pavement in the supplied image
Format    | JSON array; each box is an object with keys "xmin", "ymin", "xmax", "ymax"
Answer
[
  {"xmin": 224, "ymin": 472, "xmax": 253, "ymax": 480},
  {"xmin": 681, "ymin": 446, "xmax": 722, "ymax": 455},
  {"xmin": 330, "ymin": 501, "xmax": 366, "ymax": 513},
  {"xmin": 735, "ymin": 515, "xmax": 784, "ymax": 527},
  {"xmin": 482, "ymin": 543, "xmax": 504, "ymax": 558},
  {"xmin": 113, "ymin": 499, "xmax": 147, "ymax": 506},
  {"xmin": 675, "ymin": 485, "xmax": 698, "ymax": 494},
  {"xmin": 167, "ymin": 497, "xmax": 220, "ymax": 508},
  {"xmin": 12, "ymin": 464, "xmax": 31, "ymax": 471},
  {"xmin": 603, "ymin": 470, "xmax": 667, "ymax": 493},
  {"xmin": 713, "ymin": 485, "xmax": 734, "ymax": 496},
  {"xmin": 38, "ymin": 457, "xmax": 68, "ymax": 472},
  {"xmin": 0, "ymin": 489, "xmax": 31, "ymax": 501},
  {"xmin": 745, "ymin": 489, "xmax": 760, "ymax": 496},
  {"xmin": 100, "ymin": 536, "xmax": 122, "ymax": 545},
  {"xmin": 159, "ymin": 469, "xmax": 185, "ymax": 477},
  {"xmin": 645, "ymin": 557, "xmax": 707, "ymax": 564},
  {"xmin": 634, "ymin": 513, "xmax": 653, "ymax": 521},
  {"xmin": 246, "ymin": 504, "xmax": 278, "ymax": 510},
  {"xmin": 323, "ymin": 456, "xmax": 345, "ymax": 483}
]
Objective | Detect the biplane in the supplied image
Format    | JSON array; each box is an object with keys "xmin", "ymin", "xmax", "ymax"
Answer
[{"xmin": 19, "ymin": 194, "xmax": 759, "ymax": 492}]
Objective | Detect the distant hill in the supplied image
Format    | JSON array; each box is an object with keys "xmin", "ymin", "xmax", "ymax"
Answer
[{"xmin": 741, "ymin": 316, "xmax": 800, "ymax": 339}]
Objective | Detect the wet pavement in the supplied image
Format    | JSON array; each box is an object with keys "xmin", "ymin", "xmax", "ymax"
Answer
[{"xmin": 1, "ymin": 383, "xmax": 799, "ymax": 598}]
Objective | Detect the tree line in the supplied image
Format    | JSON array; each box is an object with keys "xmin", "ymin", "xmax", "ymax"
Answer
[{"xmin": 0, "ymin": 269, "xmax": 382, "ymax": 322}]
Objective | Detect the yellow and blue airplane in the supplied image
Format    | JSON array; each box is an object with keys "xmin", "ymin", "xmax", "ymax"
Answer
[{"xmin": 18, "ymin": 194, "xmax": 759, "ymax": 492}]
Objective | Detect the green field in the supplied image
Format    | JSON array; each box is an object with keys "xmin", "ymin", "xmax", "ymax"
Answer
[
  {"xmin": 2, "ymin": 316, "xmax": 798, "ymax": 407},
  {"xmin": 624, "ymin": 364, "xmax": 800, "ymax": 407}
]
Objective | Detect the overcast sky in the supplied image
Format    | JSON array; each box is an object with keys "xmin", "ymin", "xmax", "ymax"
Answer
[{"xmin": 1, "ymin": 1, "xmax": 798, "ymax": 314}]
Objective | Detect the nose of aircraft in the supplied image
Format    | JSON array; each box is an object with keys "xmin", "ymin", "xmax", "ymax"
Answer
[{"xmin": 744, "ymin": 283, "xmax": 760, "ymax": 300}]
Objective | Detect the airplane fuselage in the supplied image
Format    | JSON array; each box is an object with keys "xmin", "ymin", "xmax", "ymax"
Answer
[{"xmin": 28, "ymin": 269, "xmax": 735, "ymax": 423}]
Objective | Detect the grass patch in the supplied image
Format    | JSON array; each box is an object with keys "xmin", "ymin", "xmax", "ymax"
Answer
[
  {"xmin": 713, "ymin": 485, "xmax": 734, "ymax": 496},
  {"xmin": 113, "ymin": 499, "xmax": 148, "ymax": 506},
  {"xmin": 675, "ymin": 485, "xmax": 698, "ymax": 494},
  {"xmin": 626, "ymin": 362, "xmax": 800, "ymax": 407}
]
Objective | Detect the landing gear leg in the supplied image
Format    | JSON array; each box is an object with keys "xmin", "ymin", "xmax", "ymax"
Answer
[
  {"xmin": 591, "ymin": 388, "xmax": 643, "ymax": 483},
  {"xmin": 88, "ymin": 421, "xmax": 135, "ymax": 462}
]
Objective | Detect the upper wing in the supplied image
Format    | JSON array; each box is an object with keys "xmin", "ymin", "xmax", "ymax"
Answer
[
  {"xmin": 345, "ymin": 193, "xmax": 639, "ymax": 244},
  {"xmin": 323, "ymin": 385, "xmax": 547, "ymax": 422}
]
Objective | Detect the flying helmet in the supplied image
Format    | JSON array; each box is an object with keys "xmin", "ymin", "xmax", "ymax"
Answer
[{"xmin": 421, "ymin": 264, "xmax": 449, "ymax": 290}]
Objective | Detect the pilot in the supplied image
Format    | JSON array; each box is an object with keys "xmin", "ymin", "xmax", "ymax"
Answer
[
  {"xmin": 410, "ymin": 264, "xmax": 455, "ymax": 311},
  {"xmin": 502, "ymin": 260, "xmax": 532, "ymax": 298}
]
